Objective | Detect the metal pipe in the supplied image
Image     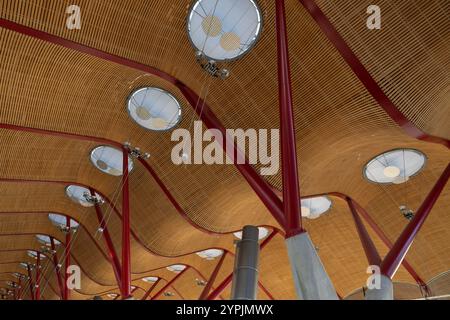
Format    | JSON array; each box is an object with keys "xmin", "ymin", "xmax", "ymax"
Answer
[
  {"xmin": 231, "ymin": 226, "xmax": 260, "ymax": 300},
  {"xmin": 381, "ymin": 164, "xmax": 450, "ymax": 278},
  {"xmin": 151, "ymin": 267, "xmax": 190, "ymax": 300},
  {"xmin": 51, "ymin": 238, "xmax": 65, "ymax": 299},
  {"xmin": 275, "ymin": 0, "xmax": 303, "ymax": 236},
  {"xmin": 35, "ymin": 253, "xmax": 40, "ymax": 300},
  {"xmin": 64, "ymin": 216, "xmax": 71, "ymax": 300},
  {"xmin": 199, "ymin": 252, "xmax": 227, "ymax": 300},
  {"xmin": 347, "ymin": 198, "xmax": 382, "ymax": 266},
  {"xmin": 90, "ymin": 188, "xmax": 123, "ymax": 294},
  {"xmin": 121, "ymin": 147, "xmax": 131, "ymax": 299},
  {"xmin": 141, "ymin": 279, "xmax": 161, "ymax": 300}
]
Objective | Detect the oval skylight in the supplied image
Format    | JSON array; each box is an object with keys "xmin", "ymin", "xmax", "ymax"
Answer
[
  {"xmin": 300, "ymin": 196, "xmax": 332, "ymax": 220},
  {"xmin": 27, "ymin": 250, "xmax": 46, "ymax": 260},
  {"xmin": 106, "ymin": 293, "xmax": 118, "ymax": 299},
  {"xmin": 196, "ymin": 249, "xmax": 223, "ymax": 260},
  {"xmin": 48, "ymin": 213, "xmax": 79, "ymax": 230},
  {"xmin": 363, "ymin": 149, "xmax": 426, "ymax": 184},
  {"xmin": 187, "ymin": 0, "xmax": 263, "ymax": 61},
  {"xmin": 65, "ymin": 185, "xmax": 102, "ymax": 207},
  {"xmin": 19, "ymin": 263, "xmax": 30, "ymax": 270},
  {"xmin": 233, "ymin": 227, "xmax": 269, "ymax": 240},
  {"xmin": 36, "ymin": 235, "xmax": 60, "ymax": 246},
  {"xmin": 90, "ymin": 146, "xmax": 134, "ymax": 176},
  {"xmin": 166, "ymin": 264, "xmax": 187, "ymax": 273},
  {"xmin": 127, "ymin": 87, "xmax": 182, "ymax": 131},
  {"xmin": 142, "ymin": 276, "xmax": 159, "ymax": 283}
]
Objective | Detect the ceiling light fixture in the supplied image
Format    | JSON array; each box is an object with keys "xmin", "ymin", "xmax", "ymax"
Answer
[
  {"xmin": 363, "ymin": 149, "xmax": 426, "ymax": 184},
  {"xmin": 300, "ymin": 196, "xmax": 332, "ymax": 219},
  {"xmin": 90, "ymin": 146, "xmax": 134, "ymax": 176}
]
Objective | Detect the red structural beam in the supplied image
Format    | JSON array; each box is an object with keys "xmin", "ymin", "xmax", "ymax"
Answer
[
  {"xmin": 50, "ymin": 238, "xmax": 65, "ymax": 299},
  {"xmin": 199, "ymin": 252, "xmax": 227, "ymax": 300},
  {"xmin": 141, "ymin": 278, "xmax": 161, "ymax": 301},
  {"xmin": 0, "ymin": 18, "xmax": 288, "ymax": 230},
  {"xmin": 121, "ymin": 147, "xmax": 132, "ymax": 299},
  {"xmin": 89, "ymin": 188, "xmax": 123, "ymax": 294},
  {"xmin": 275, "ymin": 0, "xmax": 303, "ymax": 236},
  {"xmin": 151, "ymin": 267, "xmax": 190, "ymax": 300},
  {"xmin": 207, "ymin": 230, "xmax": 278, "ymax": 300},
  {"xmin": 64, "ymin": 217, "xmax": 71, "ymax": 300},
  {"xmin": 298, "ymin": 0, "xmax": 449, "ymax": 148},
  {"xmin": 380, "ymin": 164, "xmax": 450, "ymax": 278},
  {"xmin": 346, "ymin": 198, "xmax": 381, "ymax": 266},
  {"xmin": 26, "ymin": 264, "xmax": 34, "ymax": 300}
]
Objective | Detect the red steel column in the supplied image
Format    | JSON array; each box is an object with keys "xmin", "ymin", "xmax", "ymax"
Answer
[
  {"xmin": 151, "ymin": 267, "xmax": 190, "ymax": 300},
  {"xmin": 121, "ymin": 147, "xmax": 131, "ymax": 299},
  {"xmin": 50, "ymin": 238, "xmax": 65, "ymax": 299},
  {"xmin": 27, "ymin": 264, "xmax": 34, "ymax": 300},
  {"xmin": 381, "ymin": 164, "xmax": 450, "ymax": 278},
  {"xmin": 64, "ymin": 216, "xmax": 71, "ymax": 300},
  {"xmin": 141, "ymin": 279, "xmax": 161, "ymax": 301},
  {"xmin": 199, "ymin": 252, "xmax": 227, "ymax": 300},
  {"xmin": 347, "ymin": 198, "xmax": 382, "ymax": 266},
  {"xmin": 89, "ymin": 188, "xmax": 123, "ymax": 294},
  {"xmin": 275, "ymin": 0, "xmax": 303, "ymax": 236},
  {"xmin": 35, "ymin": 253, "xmax": 41, "ymax": 300}
]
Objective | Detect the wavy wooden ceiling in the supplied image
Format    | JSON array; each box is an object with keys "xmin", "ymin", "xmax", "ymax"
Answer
[{"xmin": 0, "ymin": 0, "xmax": 449, "ymax": 300}]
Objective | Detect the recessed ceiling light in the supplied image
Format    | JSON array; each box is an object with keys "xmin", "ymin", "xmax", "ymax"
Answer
[
  {"xmin": 166, "ymin": 264, "xmax": 186, "ymax": 273},
  {"xmin": 196, "ymin": 249, "xmax": 223, "ymax": 260},
  {"xmin": 233, "ymin": 227, "xmax": 269, "ymax": 240},
  {"xmin": 65, "ymin": 185, "xmax": 102, "ymax": 207},
  {"xmin": 36, "ymin": 235, "xmax": 60, "ymax": 246},
  {"xmin": 187, "ymin": 0, "xmax": 263, "ymax": 61},
  {"xmin": 142, "ymin": 276, "xmax": 159, "ymax": 283},
  {"xmin": 27, "ymin": 250, "xmax": 46, "ymax": 260},
  {"xmin": 127, "ymin": 87, "xmax": 182, "ymax": 131},
  {"xmin": 90, "ymin": 146, "xmax": 134, "ymax": 176},
  {"xmin": 48, "ymin": 213, "xmax": 79, "ymax": 231},
  {"xmin": 300, "ymin": 196, "xmax": 332, "ymax": 220},
  {"xmin": 364, "ymin": 149, "xmax": 426, "ymax": 184}
]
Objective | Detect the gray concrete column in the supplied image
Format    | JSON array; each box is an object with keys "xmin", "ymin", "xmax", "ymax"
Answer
[
  {"xmin": 365, "ymin": 274, "xmax": 394, "ymax": 300},
  {"xmin": 286, "ymin": 232, "xmax": 339, "ymax": 300},
  {"xmin": 231, "ymin": 226, "xmax": 259, "ymax": 300}
]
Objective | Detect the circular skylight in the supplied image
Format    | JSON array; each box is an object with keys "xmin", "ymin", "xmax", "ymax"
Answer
[
  {"xmin": 142, "ymin": 276, "xmax": 159, "ymax": 283},
  {"xmin": 300, "ymin": 196, "xmax": 332, "ymax": 220},
  {"xmin": 363, "ymin": 149, "xmax": 426, "ymax": 184},
  {"xmin": 48, "ymin": 213, "xmax": 79, "ymax": 230},
  {"xmin": 19, "ymin": 263, "xmax": 30, "ymax": 270},
  {"xmin": 36, "ymin": 235, "xmax": 61, "ymax": 246},
  {"xmin": 196, "ymin": 249, "xmax": 223, "ymax": 260},
  {"xmin": 187, "ymin": 0, "xmax": 263, "ymax": 61},
  {"xmin": 233, "ymin": 227, "xmax": 269, "ymax": 240},
  {"xmin": 90, "ymin": 146, "xmax": 134, "ymax": 176},
  {"xmin": 65, "ymin": 185, "xmax": 102, "ymax": 207},
  {"xmin": 127, "ymin": 87, "xmax": 182, "ymax": 131},
  {"xmin": 167, "ymin": 264, "xmax": 187, "ymax": 273},
  {"xmin": 27, "ymin": 250, "xmax": 46, "ymax": 260}
]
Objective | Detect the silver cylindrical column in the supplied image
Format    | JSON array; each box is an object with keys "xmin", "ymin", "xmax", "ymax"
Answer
[{"xmin": 231, "ymin": 225, "xmax": 259, "ymax": 300}]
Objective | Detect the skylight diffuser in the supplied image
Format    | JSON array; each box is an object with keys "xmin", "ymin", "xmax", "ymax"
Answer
[
  {"xmin": 187, "ymin": 0, "xmax": 263, "ymax": 61},
  {"xmin": 36, "ymin": 234, "xmax": 60, "ymax": 246},
  {"xmin": 233, "ymin": 226, "xmax": 269, "ymax": 240},
  {"xmin": 65, "ymin": 185, "xmax": 102, "ymax": 207},
  {"xmin": 196, "ymin": 249, "xmax": 223, "ymax": 260},
  {"xmin": 300, "ymin": 196, "xmax": 332, "ymax": 219},
  {"xmin": 48, "ymin": 213, "xmax": 79, "ymax": 230},
  {"xmin": 363, "ymin": 149, "xmax": 426, "ymax": 184},
  {"xmin": 142, "ymin": 276, "xmax": 159, "ymax": 283},
  {"xmin": 90, "ymin": 146, "xmax": 133, "ymax": 176},
  {"xmin": 27, "ymin": 250, "xmax": 46, "ymax": 260},
  {"xmin": 127, "ymin": 87, "xmax": 182, "ymax": 131},
  {"xmin": 167, "ymin": 264, "xmax": 187, "ymax": 273}
]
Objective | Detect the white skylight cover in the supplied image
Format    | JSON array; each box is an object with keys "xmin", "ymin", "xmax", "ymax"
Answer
[
  {"xmin": 36, "ymin": 234, "xmax": 60, "ymax": 246},
  {"xmin": 19, "ymin": 263, "xmax": 29, "ymax": 270},
  {"xmin": 27, "ymin": 250, "xmax": 46, "ymax": 260},
  {"xmin": 48, "ymin": 213, "xmax": 79, "ymax": 229},
  {"xmin": 167, "ymin": 264, "xmax": 187, "ymax": 273},
  {"xmin": 127, "ymin": 87, "xmax": 182, "ymax": 131},
  {"xmin": 300, "ymin": 196, "xmax": 332, "ymax": 219},
  {"xmin": 142, "ymin": 276, "xmax": 159, "ymax": 283},
  {"xmin": 65, "ymin": 185, "xmax": 102, "ymax": 207},
  {"xmin": 364, "ymin": 149, "xmax": 426, "ymax": 184},
  {"xmin": 196, "ymin": 249, "xmax": 223, "ymax": 260},
  {"xmin": 107, "ymin": 293, "xmax": 118, "ymax": 299},
  {"xmin": 187, "ymin": 0, "xmax": 262, "ymax": 61},
  {"xmin": 233, "ymin": 226, "xmax": 269, "ymax": 240},
  {"xmin": 90, "ymin": 146, "xmax": 134, "ymax": 176}
]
